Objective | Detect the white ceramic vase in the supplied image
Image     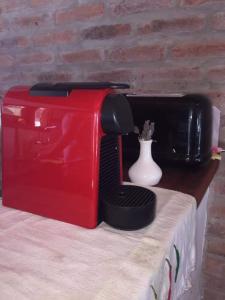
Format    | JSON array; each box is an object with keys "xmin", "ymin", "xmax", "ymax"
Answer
[{"xmin": 128, "ymin": 139, "xmax": 162, "ymax": 186}]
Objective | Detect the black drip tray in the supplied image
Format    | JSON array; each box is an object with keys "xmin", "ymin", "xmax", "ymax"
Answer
[{"xmin": 102, "ymin": 185, "xmax": 156, "ymax": 230}]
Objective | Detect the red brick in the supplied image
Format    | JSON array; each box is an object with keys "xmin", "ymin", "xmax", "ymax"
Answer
[
  {"xmin": 207, "ymin": 67, "xmax": 225, "ymax": 81},
  {"xmin": 0, "ymin": 55, "xmax": 14, "ymax": 67},
  {"xmin": 208, "ymin": 91, "xmax": 225, "ymax": 115},
  {"xmin": 19, "ymin": 52, "xmax": 53, "ymax": 65},
  {"xmin": 0, "ymin": 0, "xmax": 28, "ymax": 12},
  {"xmin": 217, "ymin": 118, "xmax": 225, "ymax": 148},
  {"xmin": 219, "ymin": 132, "xmax": 225, "ymax": 147},
  {"xmin": 31, "ymin": 0, "xmax": 59, "ymax": 5},
  {"xmin": 207, "ymin": 219, "xmax": 225, "ymax": 239},
  {"xmin": 0, "ymin": 90, "xmax": 5, "ymax": 100},
  {"xmin": 105, "ymin": 45, "xmax": 165, "ymax": 62},
  {"xmin": 56, "ymin": 3, "xmax": 104, "ymax": 24},
  {"xmin": 0, "ymin": 74, "xmax": 18, "ymax": 82},
  {"xmin": 139, "ymin": 80, "xmax": 209, "ymax": 93},
  {"xmin": 203, "ymin": 253, "xmax": 225, "ymax": 276},
  {"xmin": 204, "ymin": 288, "xmax": 225, "ymax": 300},
  {"xmin": 15, "ymin": 14, "xmax": 49, "ymax": 27},
  {"xmin": 180, "ymin": 0, "xmax": 211, "ymax": 6},
  {"xmin": 0, "ymin": 72, "xmax": 33, "ymax": 82},
  {"xmin": 62, "ymin": 49, "xmax": 101, "ymax": 63},
  {"xmin": 137, "ymin": 24, "xmax": 152, "ymax": 35},
  {"xmin": 33, "ymin": 30, "xmax": 76, "ymax": 46},
  {"xmin": 0, "ymin": 19, "xmax": 4, "ymax": 32},
  {"xmin": 213, "ymin": 178, "xmax": 225, "ymax": 196},
  {"xmin": 209, "ymin": 158, "xmax": 225, "ymax": 177},
  {"xmin": 212, "ymin": 12, "xmax": 225, "ymax": 30},
  {"xmin": 204, "ymin": 274, "xmax": 225, "ymax": 294},
  {"xmin": 207, "ymin": 236, "xmax": 225, "ymax": 256},
  {"xmin": 31, "ymin": 0, "xmax": 48, "ymax": 5},
  {"xmin": 111, "ymin": 0, "xmax": 174, "ymax": 15},
  {"xmin": 221, "ymin": 115, "xmax": 225, "ymax": 128},
  {"xmin": 87, "ymin": 69, "xmax": 132, "ymax": 82},
  {"xmin": 0, "ymin": 37, "xmax": 28, "ymax": 48},
  {"xmin": 136, "ymin": 66, "xmax": 201, "ymax": 81},
  {"xmin": 82, "ymin": 24, "xmax": 131, "ymax": 40},
  {"xmin": 37, "ymin": 72, "xmax": 72, "ymax": 82},
  {"xmin": 171, "ymin": 41, "xmax": 225, "ymax": 59},
  {"xmin": 17, "ymin": 37, "xmax": 29, "ymax": 47},
  {"xmin": 138, "ymin": 15, "xmax": 205, "ymax": 34}
]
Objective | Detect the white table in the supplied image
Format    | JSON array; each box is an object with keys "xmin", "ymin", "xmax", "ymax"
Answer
[{"xmin": 0, "ymin": 185, "xmax": 196, "ymax": 300}]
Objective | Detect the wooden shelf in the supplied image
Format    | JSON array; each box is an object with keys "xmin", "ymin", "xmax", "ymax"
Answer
[{"xmin": 123, "ymin": 160, "xmax": 219, "ymax": 206}]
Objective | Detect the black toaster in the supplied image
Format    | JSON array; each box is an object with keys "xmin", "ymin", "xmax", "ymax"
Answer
[{"xmin": 122, "ymin": 94, "xmax": 212, "ymax": 166}]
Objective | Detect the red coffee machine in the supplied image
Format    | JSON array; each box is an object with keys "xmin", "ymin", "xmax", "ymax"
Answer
[{"xmin": 2, "ymin": 82, "xmax": 156, "ymax": 230}]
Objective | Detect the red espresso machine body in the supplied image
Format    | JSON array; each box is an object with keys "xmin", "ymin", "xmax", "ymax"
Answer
[{"xmin": 1, "ymin": 83, "xmax": 133, "ymax": 228}]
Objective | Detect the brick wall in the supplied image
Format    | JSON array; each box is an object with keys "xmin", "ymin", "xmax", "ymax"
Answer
[
  {"xmin": 0, "ymin": 0, "xmax": 225, "ymax": 298},
  {"xmin": 203, "ymin": 158, "xmax": 225, "ymax": 300}
]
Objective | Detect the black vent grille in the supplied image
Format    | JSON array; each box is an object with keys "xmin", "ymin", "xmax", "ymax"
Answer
[
  {"xmin": 98, "ymin": 134, "xmax": 120, "ymax": 222},
  {"xmin": 99, "ymin": 134, "xmax": 120, "ymax": 195},
  {"xmin": 102, "ymin": 185, "xmax": 156, "ymax": 230},
  {"xmin": 109, "ymin": 185, "xmax": 155, "ymax": 207},
  {"xmin": 98, "ymin": 134, "xmax": 120, "ymax": 223}
]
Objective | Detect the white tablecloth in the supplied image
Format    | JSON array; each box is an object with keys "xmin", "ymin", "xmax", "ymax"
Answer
[{"xmin": 0, "ymin": 185, "xmax": 196, "ymax": 300}]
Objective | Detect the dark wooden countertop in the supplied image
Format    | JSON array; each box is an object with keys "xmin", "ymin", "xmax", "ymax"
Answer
[{"xmin": 123, "ymin": 160, "xmax": 219, "ymax": 206}]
